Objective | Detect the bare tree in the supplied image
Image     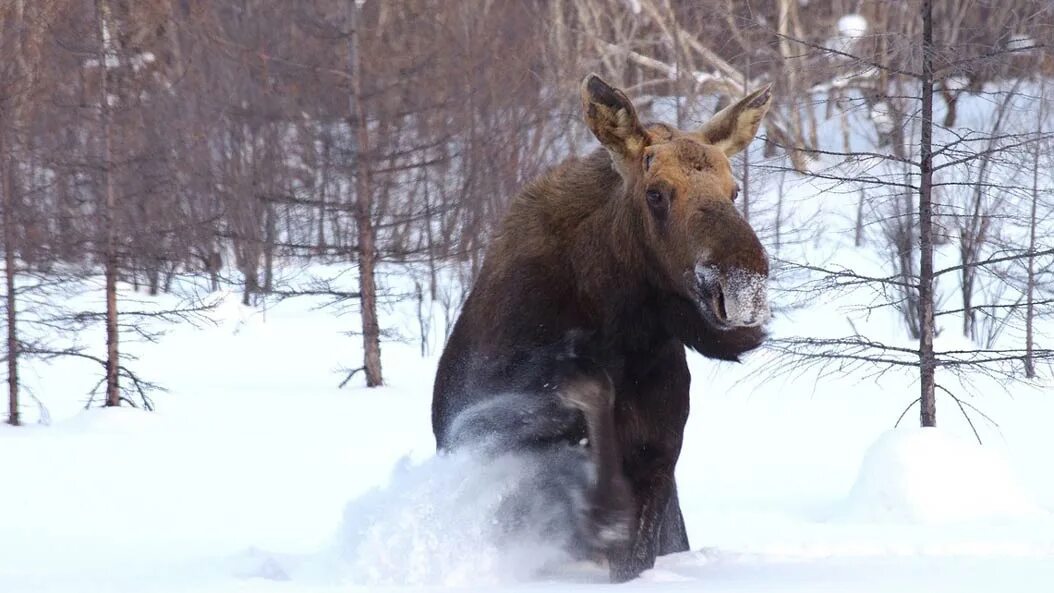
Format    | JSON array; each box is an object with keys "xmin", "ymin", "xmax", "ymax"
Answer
[
  {"xmin": 917, "ymin": 0, "xmax": 937, "ymax": 426},
  {"xmin": 93, "ymin": 0, "xmax": 122, "ymax": 407},
  {"xmin": 1023, "ymin": 89, "xmax": 1045, "ymax": 378},
  {"xmin": 1, "ymin": 0, "xmax": 57, "ymax": 424},
  {"xmin": 347, "ymin": 0, "xmax": 383, "ymax": 387},
  {"xmin": 2, "ymin": 139, "xmax": 18, "ymax": 426},
  {"xmin": 750, "ymin": 0, "xmax": 1054, "ymax": 432}
]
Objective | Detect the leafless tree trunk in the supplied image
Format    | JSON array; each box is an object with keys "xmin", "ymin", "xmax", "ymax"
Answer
[
  {"xmin": 95, "ymin": 0, "xmax": 121, "ymax": 408},
  {"xmin": 262, "ymin": 200, "xmax": 276, "ymax": 294},
  {"xmin": 348, "ymin": 0, "xmax": 382, "ymax": 387},
  {"xmin": 2, "ymin": 150, "xmax": 18, "ymax": 426},
  {"xmin": 917, "ymin": 0, "xmax": 937, "ymax": 427},
  {"xmin": 775, "ymin": 166, "xmax": 786, "ymax": 255},
  {"xmin": 776, "ymin": 0, "xmax": 804, "ymax": 161},
  {"xmin": 317, "ymin": 129, "xmax": 331, "ymax": 253},
  {"xmin": 2, "ymin": 0, "xmax": 29, "ymax": 426},
  {"xmin": 1024, "ymin": 87, "xmax": 1045, "ymax": 378},
  {"xmin": 854, "ymin": 188, "xmax": 865, "ymax": 247},
  {"xmin": 958, "ymin": 88, "xmax": 1016, "ymax": 340}
]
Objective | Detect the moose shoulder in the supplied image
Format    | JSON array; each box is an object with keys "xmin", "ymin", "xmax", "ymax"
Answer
[{"xmin": 432, "ymin": 74, "xmax": 772, "ymax": 582}]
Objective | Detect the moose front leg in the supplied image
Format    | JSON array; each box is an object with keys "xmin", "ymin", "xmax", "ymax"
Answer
[
  {"xmin": 606, "ymin": 457, "xmax": 678, "ymax": 582},
  {"xmin": 607, "ymin": 341, "xmax": 691, "ymax": 582},
  {"xmin": 656, "ymin": 477, "xmax": 690, "ymax": 555}
]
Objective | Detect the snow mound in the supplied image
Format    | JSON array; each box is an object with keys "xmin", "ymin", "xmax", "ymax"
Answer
[
  {"xmin": 837, "ymin": 428, "xmax": 1044, "ymax": 524},
  {"xmin": 60, "ymin": 406, "xmax": 163, "ymax": 434},
  {"xmin": 328, "ymin": 448, "xmax": 586, "ymax": 587}
]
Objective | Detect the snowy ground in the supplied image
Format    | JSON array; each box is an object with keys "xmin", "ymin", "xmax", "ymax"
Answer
[{"xmin": 2, "ymin": 273, "xmax": 1053, "ymax": 593}]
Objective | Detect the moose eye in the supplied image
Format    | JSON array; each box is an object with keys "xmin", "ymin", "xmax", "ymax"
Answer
[
  {"xmin": 643, "ymin": 153, "xmax": 654, "ymax": 171},
  {"xmin": 645, "ymin": 188, "xmax": 665, "ymax": 208},
  {"xmin": 731, "ymin": 185, "xmax": 741, "ymax": 201}
]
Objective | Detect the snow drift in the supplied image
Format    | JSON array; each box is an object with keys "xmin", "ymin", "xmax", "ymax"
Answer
[{"xmin": 837, "ymin": 428, "xmax": 1045, "ymax": 524}]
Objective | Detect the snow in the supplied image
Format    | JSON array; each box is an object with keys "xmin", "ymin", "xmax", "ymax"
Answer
[
  {"xmin": 130, "ymin": 51, "xmax": 157, "ymax": 72},
  {"xmin": 837, "ymin": 428, "xmax": 1045, "ymax": 524},
  {"xmin": 2, "ymin": 276, "xmax": 1053, "ymax": 593},
  {"xmin": 330, "ymin": 449, "xmax": 577, "ymax": 587},
  {"xmin": 943, "ymin": 75, "xmax": 971, "ymax": 92},
  {"xmin": 1007, "ymin": 34, "xmax": 1036, "ymax": 52},
  {"xmin": 869, "ymin": 101, "xmax": 895, "ymax": 135},
  {"xmin": 837, "ymin": 14, "xmax": 869, "ymax": 39}
]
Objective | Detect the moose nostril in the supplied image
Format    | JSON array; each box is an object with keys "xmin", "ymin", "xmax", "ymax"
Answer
[{"xmin": 712, "ymin": 287, "xmax": 728, "ymax": 322}]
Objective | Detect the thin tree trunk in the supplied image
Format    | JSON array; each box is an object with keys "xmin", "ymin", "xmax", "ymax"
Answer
[
  {"xmin": 1024, "ymin": 89, "xmax": 1044, "ymax": 378},
  {"xmin": 855, "ymin": 188, "xmax": 865, "ymax": 247},
  {"xmin": 423, "ymin": 170, "xmax": 437, "ymax": 299},
  {"xmin": 775, "ymin": 167, "xmax": 785, "ymax": 255},
  {"xmin": 3, "ymin": 0, "xmax": 24, "ymax": 427},
  {"xmin": 317, "ymin": 130, "xmax": 331, "ymax": 253},
  {"xmin": 147, "ymin": 258, "xmax": 160, "ymax": 296},
  {"xmin": 96, "ymin": 0, "xmax": 121, "ymax": 407},
  {"xmin": 262, "ymin": 200, "xmax": 276, "ymax": 293},
  {"xmin": 3, "ymin": 0, "xmax": 26, "ymax": 425},
  {"xmin": 348, "ymin": 0, "xmax": 383, "ymax": 387},
  {"xmin": 207, "ymin": 251, "xmax": 220, "ymax": 292},
  {"xmin": 777, "ymin": 0, "xmax": 804, "ymax": 163},
  {"xmin": 917, "ymin": 0, "xmax": 937, "ymax": 427},
  {"xmin": 887, "ymin": 78, "xmax": 920, "ymax": 339},
  {"xmin": 3, "ymin": 153, "xmax": 19, "ymax": 426}
]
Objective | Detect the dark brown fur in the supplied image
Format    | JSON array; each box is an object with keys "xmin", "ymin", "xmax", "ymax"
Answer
[{"xmin": 432, "ymin": 75, "xmax": 772, "ymax": 582}]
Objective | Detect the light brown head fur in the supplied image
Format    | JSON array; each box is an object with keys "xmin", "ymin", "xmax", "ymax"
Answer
[{"xmin": 580, "ymin": 73, "xmax": 772, "ymax": 329}]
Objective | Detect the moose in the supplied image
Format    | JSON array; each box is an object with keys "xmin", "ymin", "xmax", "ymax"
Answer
[{"xmin": 431, "ymin": 74, "xmax": 772, "ymax": 582}]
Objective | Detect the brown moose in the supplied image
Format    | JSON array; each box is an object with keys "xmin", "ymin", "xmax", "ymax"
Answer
[{"xmin": 432, "ymin": 74, "xmax": 772, "ymax": 582}]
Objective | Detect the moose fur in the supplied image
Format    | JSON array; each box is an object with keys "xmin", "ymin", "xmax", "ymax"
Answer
[{"xmin": 432, "ymin": 74, "xmax": 773, "ymax": 582}]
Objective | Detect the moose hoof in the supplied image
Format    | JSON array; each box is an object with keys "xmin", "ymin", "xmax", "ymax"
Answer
[
  {"xmin": 607, "ymin": 551, "xmax": 652, "ymax": 584},
  {"xmin": 609, "ymin": 563, "xmax": 643, "ymax": 584}
]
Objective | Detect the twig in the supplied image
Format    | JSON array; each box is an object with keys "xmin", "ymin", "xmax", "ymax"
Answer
[
  {"xmin": 339, "ymin": 366, "xmax": 365, "ymax": 389},
  {"xmin": 894, "ymin": 397, "xmax": 922, "ymax": 428},
  {"xmin": 935, "ymin": 384, "xmax": 982, "ymax": 445}
]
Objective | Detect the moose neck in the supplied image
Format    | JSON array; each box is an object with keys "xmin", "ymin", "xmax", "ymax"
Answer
[{"xmin": 568, "ymin": 155, "xmax": 671, "ymax": 353}]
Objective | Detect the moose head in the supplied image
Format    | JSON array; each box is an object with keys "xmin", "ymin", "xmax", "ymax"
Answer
[{"xmin": 581, "ymin": 74, "xmax": 772, "ymax": 358}]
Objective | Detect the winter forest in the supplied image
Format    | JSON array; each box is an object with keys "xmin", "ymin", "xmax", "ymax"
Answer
[{"xmin": 2, "ymin": 0, "xmax": 1054, "ymax": 591}]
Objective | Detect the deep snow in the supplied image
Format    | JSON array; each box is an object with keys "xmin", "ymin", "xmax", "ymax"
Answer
[{"xmin": 2, "ymin": 279, "xmax": 1053, "ymax": 593}]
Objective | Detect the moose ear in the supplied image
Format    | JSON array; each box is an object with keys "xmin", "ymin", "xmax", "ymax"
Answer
[
  {"xmin": 696, "ymin": 85, "xmax": 772, "ymax": 157},
  {"xmin": 580, "ymin": 73, "xmax": 649, "ymax": 169}
]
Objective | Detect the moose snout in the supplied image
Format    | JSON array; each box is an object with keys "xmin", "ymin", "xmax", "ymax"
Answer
[
  {"xmin": 715, "ymin": 276, "xmax": 770, "ymax": 327},
  {"xmin": 696, "ymin": 264, "xmax": 770, "ymax": 328}
]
